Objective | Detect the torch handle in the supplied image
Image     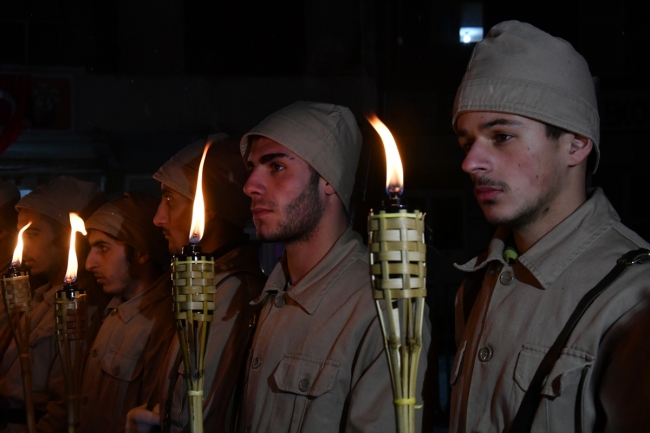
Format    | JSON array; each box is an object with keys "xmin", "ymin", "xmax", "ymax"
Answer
[{"xmin": 2, "ymin": 278, "xmax": 37, "ymax": 433}]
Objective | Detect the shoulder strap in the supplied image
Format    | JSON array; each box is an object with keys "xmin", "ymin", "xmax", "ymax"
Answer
[{"xmin": 509, "ymin": 248, "xmax": 650, "ymax": 433}]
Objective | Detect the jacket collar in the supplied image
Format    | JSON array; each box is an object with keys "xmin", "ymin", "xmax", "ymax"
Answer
[
  {"xmin": 456, "ymin": 188, "xmax": 619, "ymax": 290},
  {"xmin": 254, "ymin": 228, "xmax": 367, "ymax": 314}
]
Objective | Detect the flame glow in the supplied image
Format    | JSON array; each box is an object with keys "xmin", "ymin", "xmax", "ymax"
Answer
[
  {"xmin": 366, "ymin": 113, "xmax": 404, "ymax": 195},
  {"xmin": 189, "ymin": 141, "xmax": 212, "ymax": 244},
  {"xmin": 64, "ymin": 213, "xmax": 87, "ymax": 284},
  {"xmin": 11, "ymin": 222, "xmax": 32, "ymax": 267}
]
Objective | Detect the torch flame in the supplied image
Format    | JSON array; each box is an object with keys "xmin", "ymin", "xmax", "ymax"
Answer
[
  {"xmin": 189, "ymin": 141, "xmax": 212, "ymax": 244},
  {"xmin": 64, "ymin": 213, "xmax": 87, "ymax": 284},
  {"xmin": 366, "ymin": 113, "xmax": 404, "ymax": 195},
  {"xmin": 11, "ymin": 222, "xmax": 32, "ymax": 267}
]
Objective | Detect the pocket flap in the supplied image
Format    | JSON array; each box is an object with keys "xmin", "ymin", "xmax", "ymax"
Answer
[
  {"xmin": 514, "ymin": 344, "xmax": 594, "ymax": 397},
  {"xmin": 101, "ymin": 349, "xmax": 143, "ymax": 381},
  {"xmin": 274, "ymin": 354, "xmax": 340, "ymax": 397},
  {"xmin": 450, "ymin": 340, "xmax": 467, "ymax": 386}
]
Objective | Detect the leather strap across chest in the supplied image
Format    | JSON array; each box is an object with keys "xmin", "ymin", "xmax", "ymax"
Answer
[{"xmin": 509, "ymin": 248, "xmax": 650, "ymax": 433}]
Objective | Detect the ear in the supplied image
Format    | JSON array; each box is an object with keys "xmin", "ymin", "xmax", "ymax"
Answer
[
  {"xmin": 137, "ymin": 251, "xmax": 151, "ymax": 265},
  {"xmin": 323, "ymin": 180, "xmax": 337, "ymax": 197},
  {"xmin": 566, "ymin": 134, "xmax": 593, "ymax": 167}
]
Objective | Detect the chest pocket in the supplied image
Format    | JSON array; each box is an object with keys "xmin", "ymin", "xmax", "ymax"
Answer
[
  {"xmin": 101, "ymin": 349, "xmax": 144, "ymax": 382},
  {"xmin": 513, "ymin": 344, "xmax": 594, "ymax": 432},
  {"xmin": 268, "ymin": 354, "xmax": 340, "ymax": 433}
]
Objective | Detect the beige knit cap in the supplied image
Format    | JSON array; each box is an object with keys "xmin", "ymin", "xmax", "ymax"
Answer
[
  {"xmin": 453, "ymin": 21, "xmax": 600, "ymax": 172},
  {"xmin": 16, "ymin": 176, "xmax": 105, "ymax": 226},
  {"xmin": 0, "ymin": 181, "xmax": 20, "ymax": 208},
  {"xmin": 85, "ymin": 191, "xmax": 167, "ymax": 263},
  {"xmin": 154, "ymin": 133, "xmax": 251, "ymax": 228},
  {"xmin": 240, "ymin": 101, "xmax": 362, "ymax": 212}
]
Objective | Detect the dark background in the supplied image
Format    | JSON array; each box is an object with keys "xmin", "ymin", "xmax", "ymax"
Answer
[{"xmin": 2, "ymin": 0, "xmax": 649, "ymax": 429}]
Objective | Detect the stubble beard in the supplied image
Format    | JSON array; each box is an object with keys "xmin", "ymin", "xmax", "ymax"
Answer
[
  {"xmin": 479, "ymin": 170, "xmax": 563, "ymax": 230},
  {"xmin": 256, "ymin": 170, "xmax": 324, "ymax": 245}
]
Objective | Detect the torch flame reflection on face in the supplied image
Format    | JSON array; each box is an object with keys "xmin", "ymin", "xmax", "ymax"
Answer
[
  {"xmin": 11, "ymin": 222, "xmax": 32, "ymax": 267},
  {"xmin": 64, "ymin": 213, "xmax": 87, "ymax": 284},
  {"xmin": 189, "ymin": 141, "xmax": 212, "ymax": 244},
  {"xmin": 366, "ymin": 113, "xmax": 404, "ymax": 195}
]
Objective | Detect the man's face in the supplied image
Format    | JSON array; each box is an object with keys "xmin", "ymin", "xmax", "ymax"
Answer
[
  {"xmin": 18, "ymin": 209, "xmax": 66, "ymax": 280},
  {"xmin": 456, "ymin": 112, "xmax": 567, "ymax": 229},
  {"xmin": 244, "ymin": 137, "xmax": 324, "ymax": 244},
  {"xmin": 153, "ymin": 184, "xmax": 193, "ymax": 254},
  {"xmin": 86, "ymin": 230, "xmax": 138, "ymax": 298}
]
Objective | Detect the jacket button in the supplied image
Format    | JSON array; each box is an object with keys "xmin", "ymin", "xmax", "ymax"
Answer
[
  {"xmin": 110, "ymin": 308, "xmax": 118, "ymax": 316},
  {"xmin": 298, "ymin": 379, "xmax": 311, "ymax": 392},
  {"xmin": 113, "ymin": 365, "xmax": 121, "ymax": 375},
  {"xmin": 91, "ymin": 349, "xmax": 98, "ymax": 358},
  {"xmin": 478, "ymin": 346, "xmax": 493, "ymax": 362},
  {"xmin": 274, "ymin": 295, "xmax": 286, "ymax": 308},
  {"xmin": 252, "ymin": 357, "xmax": 261, "ymax": 369},
  {"xmin": 499, "ymin": 271, "xmax": 514, "ymax": 285}
]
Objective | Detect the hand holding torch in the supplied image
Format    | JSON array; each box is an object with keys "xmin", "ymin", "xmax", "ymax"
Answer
[
  {"xmin": 367, "ymin": 115, "xmax": 427, "ymax": 433},
  {"xmin": 171, "ymin": 142, "xmax": 215, "ymax": 433},
  {"xmin": 54, "ymin": 213, "xmax": 88, "ymax": 433},
  {"xmin": 1, "ymin": 222, "xmax": 36, "ymax": 433}
]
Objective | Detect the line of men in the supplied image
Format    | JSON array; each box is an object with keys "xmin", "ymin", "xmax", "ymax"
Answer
[
  {"xmin": 1, "ymin": 19, "xmax": 650, "ymax": 433},
  {"xmin": 0, "ymin": 101, "xmax": 432, "ymax": 433}
]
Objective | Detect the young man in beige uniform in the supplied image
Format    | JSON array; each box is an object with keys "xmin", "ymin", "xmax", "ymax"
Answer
[
  {"xmin": 0, "ymin": 176, "xmax": 105, "ymax": 433},
  {"xmin": 450, "ymin": 21, "xmax": 650, "ymax": 432},
  {"xmin": 79, "ymin": 191, "xmax": 175, "ymax": 433},
  {"xmin": 127, "ymin": 135, "xmax": 265, "ymax": 433},
  {"xmin": 239, "ymin": 101, "xmax": 431, "ymax": 432}
]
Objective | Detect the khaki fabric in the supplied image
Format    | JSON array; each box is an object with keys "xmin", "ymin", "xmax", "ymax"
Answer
[
  {"xmin": 240, "ymin": 101, "xmax": 362, "ymax": 213},
  {"xmin": 239, "ymin": 228, "xmax": 432, "ymax": 432},
  {"xmin": 450, "ymin": 188, "xmax": 650, "ymax": 432},
  {"xmin": 85, "ymin": 191, "xmax": 167, "ymax": 265},
  {"xmin": 153, "ymin": 134, "xmax": 251, "ymax": 228},
  {"xmin": 0, "ymin": 273, "xmax": 105, "ymax": 433},
  {"xmin": 79, "ymin": 273, "xmax": 175, "ymax": 433},
  {"xmin": 15, "ymin": 176, "xmax": 105, "ymax": 226},
  {"xmin": 453, "ymin": 21, "xmax": 600, "ymax": 171},
  {"xmin": 154, "ymin": 243, "xmax": 265, "ymax": 433}
]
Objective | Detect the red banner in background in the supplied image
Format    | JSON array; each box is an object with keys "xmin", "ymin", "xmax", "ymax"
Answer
[{"xmin": 0, "ymin": 74, "xmax": 31, "ymax": 156}]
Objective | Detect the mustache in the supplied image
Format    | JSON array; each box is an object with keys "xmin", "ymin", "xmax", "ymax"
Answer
[
  {"xmin": 251, "ymin": 199, "xmax": 278, "ymax": 210},
  {"xmin": 475, "ymin": 175, "xmax": 509, "ymax": 191}
]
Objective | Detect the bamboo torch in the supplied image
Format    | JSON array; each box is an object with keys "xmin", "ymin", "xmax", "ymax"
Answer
[
  {"xmin": 54, "ymin": 213, "xmax": 88, "ymax": 433},
  {"xmin": 171, "ymin": 142, "xmax": 216, "ymax": 433},
  {"xmin": 1, "ymin": 222, "xmax": 36, "ymax": 433},
  {"xmin": 366, "ymin": 114, "xmax": 427, "ymax": 433}
]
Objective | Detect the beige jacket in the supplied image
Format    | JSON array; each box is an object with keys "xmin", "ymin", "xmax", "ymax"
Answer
[
  {"xmin": 79, "ymin": 273, "xmax": 175, "ymax": 433},
  {"xmin": 159, "ymin": 244, "xmax": 266, "ymax": 433},
  {"xmin": 239, "ymin": 228, "xmax": 431, "ymax": 433},
  {"xmin": 0, "ymin": 276, "xmax": 105, "ymax": 433},
  {"xmin": 1, "ymin": 283, "xmax": 65, "ymax": 433},
  {"xmin": 450, "ymin": 188, "xmax": 650, "ymax": 432}
]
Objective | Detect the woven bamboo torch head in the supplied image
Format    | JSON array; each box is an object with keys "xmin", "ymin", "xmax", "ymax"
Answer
[
  {"xmin": 172, "ymin": 141, "xmax": 216, "ymax": 322},
  {"xmin": 2, "ymin": 222, "xmax": 33, "ymax": 314},
  {"xmin": 54, "ymin": 213, "xmax": 88, "ymax": 341}
]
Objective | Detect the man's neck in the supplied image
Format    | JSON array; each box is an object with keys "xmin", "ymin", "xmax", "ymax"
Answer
[
  {"xmin": 120, "ymin": 267, "xmax": 161, "ymax": 302},
  {"xmin": 512, "ymin": 187, "xmax": 587, "ymax": 254},
  {"xmin": 284, "ymin": 215, "xmax": 347, "ymax": 286},
  {"xmin": 47, "ymin": 267, "xmax": 67, "ymax": 288}
]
